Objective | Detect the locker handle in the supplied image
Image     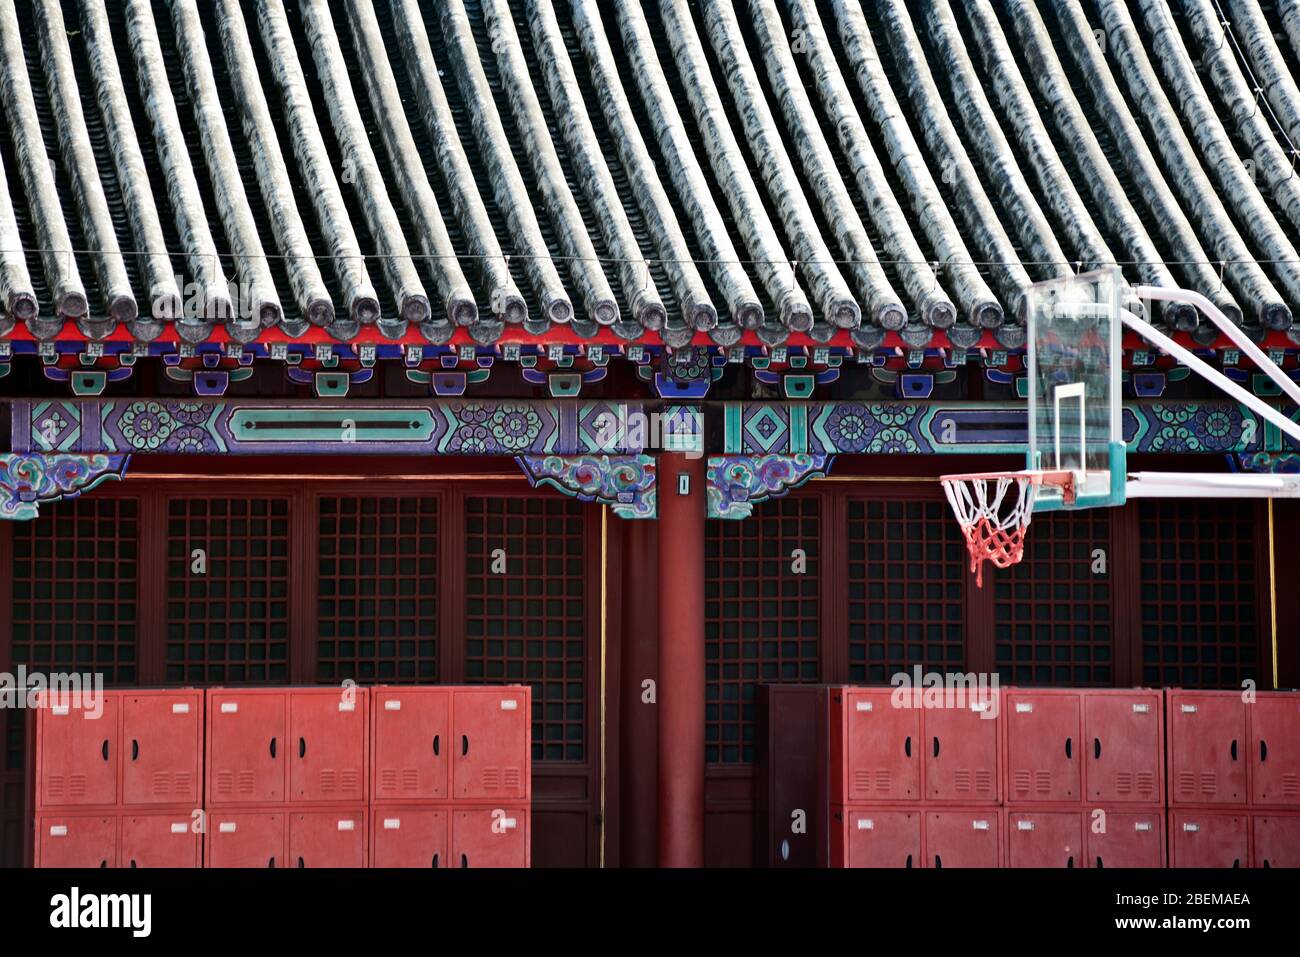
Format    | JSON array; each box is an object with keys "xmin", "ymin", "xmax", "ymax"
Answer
[
  {"xmin": 462, "ymin": 735, "xmax": 469, "ymax": 756},
  {"xmin": 101, "ymin": 740, "xmax": 109, "ymax": 761},
  {"xmin": 932, "ymin": 736, "xmax": 939, "ymax": 758},
  {"xmin": 461, "ymin": 854, "xmax": 468, "ymax": 868},
  {"xmin": 432, "ymin": 853, "xmax": 439, "ymax": 868},
  {"xmin": 905, "ymin": 854, "xmax": 912, "ymax": 868},
  {"xmin": 1096, "ymin": 856, "xmax": 1103, "ymax": 868},
  {"xmin": 1260, "ymin": 739, "xmax": 1268, "ymax": 762},
  {"xmin": 433, "ymin": 735, "xmax": 440, "ymax": 757},
  {"xmin": 270, "ymin": 737, "xmax": 277, "ymax": 759},
  {"xmin": 100, "ymin": 860, "xmax": 107, "ymax": 868},
  {"xmin": 299, "ymin": 737, "xmax": 306, "ymax": 759},
  {"xmin": 298, "ymin": 857, "xmax": 305, "ymax": 868},
  {"xmin": 132, "ymin": 739, "xmax": 139, "ymax": 761},
  {"xmin": 934, "ymin": 854, "xmax": 941, "ymax": 868},
  {"xmin": 904, "ymin": 736, "xmax": 911, "ymax": 758},
  {"xmin": 1093, "ymin": 738, "xmax": 1101, "ymax": 761},
  {"xmin": 269, "ymin": 858, "xmax": 275, "ymax": 868},
  {"xmin": 1230, "ymin": 739, "xmax": 1238, "ymax": 761},
  {"xmin": 1066, "ymin": 856, "xmax": 1074, "ymax": 868},
  {"xmin": 130, "ymin": 860, "xmax": 136, "ymax": 868},
  {"xmin": 1065, "ymin": 738, "xmax": 1072, "ymax": 760}
]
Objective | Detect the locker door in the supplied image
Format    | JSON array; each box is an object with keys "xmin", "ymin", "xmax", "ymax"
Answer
[
  {"xmin": 122, "ymin": 692, "xmax": 202, "ymax": 807},
  {"xmin": 925, "ymin": 811, "xmax": 999, "ymax": 868},
  {"xmin": 1169, "ymin": 813, "xmax": 1247, "ymax": 868},
  {"xmin": 290, "ymin": 690, "xmax": 368, "ymax": 803},
  {"xmin": 1250, "ymin": 694, "xmax": 1300, "ymax": 807},
  {"xmin": 1084, "ymin": 692, "xmax": 1163, "ymax": 804},
  {"xmin": 207, "ymin": 691, "xmax": 286, "ymax": 805},
  {"xmin": 834, "ymin": 809, "xmax": 920, "ymax": 868},
  {"xmin": 35, "ymin": 815, "xmax": 116, "ymax": 868},
  {"xmin": 840, "ymin": 689, "xmax": 920, "ymax": 802},
  {"xmin": 289, "ymin": 810, "xmax": 367, "ymax": 868},
  {"xmin": 451, "ymin": 688, "xmax": 530, "ymax": 801},
  {"xmin": 1252, "ymin": 814, "xmax": 1300, "ymax": 867},
  {"xmin": 1167, "ymin": 692, "xmax": 1246, "ymax": 805},
  {"xmin": 452, "ymin": 807, "xmax": 529, "ymax": 868},
  {"xmin": 120, "ymin": 814, "xmax": 200, "ymax": 868},
  {"xmin": 1005, "ymin": 692, "xmax": 1080, "ymax": 803},
  {"xmin": 206, "ymin": 812, "xmax": 286, "ymax": 868},
  {"xmin": 372, "ymin": 688, "xmax": 448, "ymax": 802},
  {"xmin": 36, "ymin": 694, "xmax": 119, "ymax": 808},
  {"xmin": 923, "ymin": 695, "xmax": 999, "ymax": 803},
  {"xmin": 1006, "ymin": 811, "xmax": 1083, "ymax": 868},
  {"xmin": 371, "ymin": 809, "xmax": 447, "ymax": 868},
  {"xmin": 1087, "ymin": 811, "xmax": 1164, "ymax": 868}
]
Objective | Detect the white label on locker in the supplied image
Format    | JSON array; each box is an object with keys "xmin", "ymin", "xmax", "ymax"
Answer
[
  {"xmin": 337, "ymin": 820, "xmax": 356, "ymax": 831},
  {"xmin": 1183, "ymin": 823, "xmax": 1200, "ymax": 832},
  {"xmin": 501, "ymin": 700, "xmax": 518, "ymax": 711},
  {"xmin": 972, "ymin": 820, "xmax": 990, "ymax": 831},
  {"xmin": 219, "ymin": 822, "xmax": 237, "ymax": 833},
  {"xmin": 970, "ymin": 702, "xmax": 990, "ymax": 713},
  {"xmin": 172, "ymin": 703, "xmax": 190, "ymax": 714},
  {"xmin": 1016, "ymin": 703, "xmax": 1033, "ymax": 713},
  {"xmin": 221, "ymin": 703, "xmax": 238, "ymax": 714},
  {"xmin": 1017, "ymin": 821, "xmax": 1035, "ymax": 831},
  {"xmin": 857, "ymin": 819, "xmax": 874, "ymax": 830},
  {"xmin": 1181, "ymin": 705, "xmax": 1197, "ymax": 713},
  {"xmin": 170, "ymin": 823, "xmax": 188, "ymax": 834},
  {"xmin": 500, "ymin": 817, "xmax": 517, "ymax": 830},
  {"xmin": 384, "ymin": 819, "xmax": 402, "ymax": 830},
  {"xmin": 1132, "ymin": 704, "xmax": 1150, "ymax": 713},
  {"xmin": 855, "ymin": 701, "xmax": 873, "ymax": 712},
  {"xmin": 384, "ymin": 701, "xmax": 402, "ymax": 711},
  {"xmin": 49, "ymin": 826, "xmax": 68, "ymax": 837},
  {"xmin": 52, "ymin": 705, "xmax": 69, "ymax": 716},
  {"xmin": 1135, "ymin": 822, "xmax": 1152, "ymax": 832},
  {"xmin": 338, "ymin": 701, "xmax": 355, "ymax": 712}
]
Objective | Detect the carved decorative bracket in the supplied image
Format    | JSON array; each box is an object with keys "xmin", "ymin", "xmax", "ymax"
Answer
[
  {"xmin": 707, "ymin": 453, "xmax": 833, "ymax": 519},
  {"xmin": 517, "ymin": 454, "xmax": 657, "ymax": 519},
  {"xmin": 0, "ymin": 453, "xmax": 131, "ymax": 520}
]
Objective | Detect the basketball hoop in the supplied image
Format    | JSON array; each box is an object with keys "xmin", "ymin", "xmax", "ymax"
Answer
[{"xmin": 940, "ymin": 470, "xmax": 1076, "ymax": 587}]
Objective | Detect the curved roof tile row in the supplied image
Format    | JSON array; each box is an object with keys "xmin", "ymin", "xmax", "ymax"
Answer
[{"xmin": 1, "ymin": 0, "xmax": 1300, "ymax": 351}]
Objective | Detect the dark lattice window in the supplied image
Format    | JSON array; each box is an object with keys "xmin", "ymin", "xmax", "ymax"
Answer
[
  {"xmin": 994, "ymin": 510, "xmax": 1114, "ymax": 685},
  {"xmin": 10, "ymin": 497, "xmax": 140, "ymax": 689},
  {"xmin": 705, "ymin": 497, "xmax": 820, "ymax": 764},
  {"xmin": 1140, "ymin": 499, "xmax": 1261, "ymax": 688},
  {"xmin": 165, "ymin": 498, "xmax": 290, "ymax": 682},
  {"xmin": 317, "ymin": 497, "xmax": 439, "ymax": 683},
  {"xmin": 846, "ymin": 498, "xmax": 965, "ymax": 682},
  {"xmin": 463, "ymin": 497, "xmax": 587, "ymax": 762}
]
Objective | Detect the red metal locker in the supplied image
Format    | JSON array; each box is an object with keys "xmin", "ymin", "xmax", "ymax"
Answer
[
  {"xmin": 371, "ymin": 808, "xmax": 447, "ymax": 868},
  {"xmin": 290, "ymin": 688, "xmax": 368, "ymax": 803},
  {"xmin": 371, "ymin": 687, "xmax": 448, "ymax": 802},
  {"xmin": 35, "ymin": 692, "xmax": 120, "ymax": 808},
  {"xmin": 1251, "ymin": 813, "xmax": 1300, "ymax": 867},
  {"xmin": 1086, "ymin": 809, "xmax": 1165, "ymax": 868},
  {"xmin": 1167, "ymin": 690, "xmax": 1246, "ymax": 805},
  {"xmin": 35, "ymin": 815, "xmax": 116, "ymax": 868},
  {"xmin": 1006, "ymin": 810, "xmax": 1083, "ymax": 868},
  {"xmin": 829, "ymin": 807, "xmax": 920, "ymax": 868},
  {"xmin": 1250, "ymin": 692, "xmax": 1300, "ymax": 807},
  {"xmin": 829, "ymin": 688, "xmax": 920, "ymax": 803},
  {"xmin": 451, "ymin": 687, "xmax": 530, "ymax": 801},
  {"xmin": 206, "ymin": 690, "xmax": 287, "ymax": 806},
  {"xmin": 122, "ymin": 691, "xmax": 203, "ymax": 807},
  {"xmin": 925, "ymin": 810, "xmax": 1000, "ymax": 868},
  {"xmin": 1083, "ymin": 691, "xmax": 1163, "ymax": 804},
  {"xmin": 1169, "ymin": 812, "xmax": 1248, "ymax": 868},
  {"xmin": 289, "ymin": 809, "xmax": 367, "ymax": 868},
  {"xmin": 204, "ymin": 810, "xmax": 287, "ymax": 868},
  {"xmin": 451, "ymin": 807, "xmax": 530, "ymax": 868},
  {"xmin": 120, "ymin": 813, "xmax": 201, "ymax": 868},
  {"xmin": 1005, "ymin": 691, "xmax": 1081, "ymax": 804},
  {"xmin": 922, "ymin": 692, "xmax": 999, "ymax": 804}
]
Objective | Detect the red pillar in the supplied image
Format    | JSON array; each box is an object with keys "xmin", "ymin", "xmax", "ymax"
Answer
[{"xmin": 656, "ymin": 452, "xmax": 706, "ymax": 866}]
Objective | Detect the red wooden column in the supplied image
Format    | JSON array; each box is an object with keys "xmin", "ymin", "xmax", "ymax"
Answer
[{"xmin": 656, "ymin": 451, "xmax": 706, "ymax": 866}]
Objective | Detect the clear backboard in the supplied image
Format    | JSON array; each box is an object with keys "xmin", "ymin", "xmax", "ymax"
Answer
[{"xmin": 1025, "ymin": 267, "xmax": 1126, "ymax": 512}]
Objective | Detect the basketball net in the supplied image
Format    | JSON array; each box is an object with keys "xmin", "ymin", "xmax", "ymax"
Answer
[{"xmin": 940, "ymin": 471, "xmax": 1075, "ymax": 587}]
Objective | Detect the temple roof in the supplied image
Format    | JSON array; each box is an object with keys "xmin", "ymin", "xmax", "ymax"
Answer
[{"xmin": 2, "ymin": 0, "xmax": 1300, "ymax": 354}]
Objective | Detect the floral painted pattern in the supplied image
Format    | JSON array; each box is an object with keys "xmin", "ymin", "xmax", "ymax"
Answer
[{"xmin": 119, "ymin": 401, "xmax": 176, "ymax": 450}]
